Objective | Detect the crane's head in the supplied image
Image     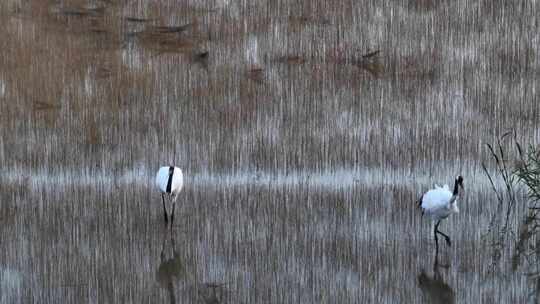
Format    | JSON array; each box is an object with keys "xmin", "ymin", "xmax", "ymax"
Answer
[{"xmin": 456, "ymin": 175, "xmax": 464, "ymax": 190}]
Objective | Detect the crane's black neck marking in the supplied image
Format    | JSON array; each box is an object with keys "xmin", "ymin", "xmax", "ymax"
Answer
[
  {"xmin": 452, "ymin": 180, "xmax": 459, "ymax": 196},
  {"xmin": 166, "ymin": 166, "xmax": 174, "ymax": 193},
  {"xmin": 417, "ymin": 194, "xmax": 424, "ymax": 207}
]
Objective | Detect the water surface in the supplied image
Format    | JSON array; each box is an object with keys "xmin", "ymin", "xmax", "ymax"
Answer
[{"xmin": 1, "ymin": 0, "xmax": 539, "ymax": 303}]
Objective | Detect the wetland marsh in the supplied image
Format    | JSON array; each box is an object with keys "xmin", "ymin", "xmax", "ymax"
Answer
[{"xmin": 1, "ymin": 0, "xmax": 539, "ymax": 303}]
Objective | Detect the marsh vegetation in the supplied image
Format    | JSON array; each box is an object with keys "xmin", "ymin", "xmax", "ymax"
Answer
[{"xmin": 1, "ymin": 0, "xmax": 539, "ymax": 303}]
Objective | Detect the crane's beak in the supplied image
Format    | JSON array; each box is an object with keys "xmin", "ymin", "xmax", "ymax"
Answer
[{"xmin": 460, "ymin": 183, "xmax": 464, "ymax": 191}]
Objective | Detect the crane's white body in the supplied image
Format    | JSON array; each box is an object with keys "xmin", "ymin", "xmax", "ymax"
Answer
[
  {"xmin": 420, "ymin": 184, "xmax": 459, "ymax": 221},
  {"xmin": 156, "ymin": 166, "xmax": 184, "ymax": 196}
]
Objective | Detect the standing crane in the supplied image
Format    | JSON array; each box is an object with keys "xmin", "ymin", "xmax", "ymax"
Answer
[
  {"xmin": 418, "ymin": 176, "xmax": 464, "ymax": 254},
  {"xmin": 155, "ymin": 166, "xmax": 184, "ymax": 224}
]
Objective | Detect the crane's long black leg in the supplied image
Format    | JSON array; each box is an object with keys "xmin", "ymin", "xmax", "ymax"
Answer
[
  {"xmin": 170, "ymin": 195, "xmax": 176, "ymax": 225},
  {"xmin": 160, "ymin": 233, "xmax": 166, "ymax": 263},
  {"xmin": 171, "ymin": 230, "xmax": 177, "ymax": 257},
  {"xmin": 437, "ymin": 231, "xmax": 451, "ymax": 246},
  {"xmin": 435, "ymin": 221, "xmax": 451, "ymax": 246},
  {"xmin": 162, "ymin": 193, "xmax": 168, "ymax": 223},
  {"xmin": 434, "ymin": 221, "xmax": 439, "ymax": 255}
]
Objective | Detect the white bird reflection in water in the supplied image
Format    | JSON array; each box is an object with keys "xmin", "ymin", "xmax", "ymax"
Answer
[
  {"xmin": 156, "ymin": 232, "xmax": 188, "ymax": 304},
  {"xmin": 155, "ymin": 231, "xmax": 228, "ymax": 303},
  {"xmin": 417, "ymin": 257, "xmax": 455, "ymax": 304}
]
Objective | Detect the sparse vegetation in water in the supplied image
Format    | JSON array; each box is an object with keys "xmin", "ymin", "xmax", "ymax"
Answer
[
  {"xmin": 482, "ymin": 132, "xmax": 540, "ymax": 301},
  {"xmin": 513, "ymin": 142, "xmax": 540, "ymax": 274},
  {"xmin": 482, "ymin": 133, "xmax": 520, "ymax": 257}
]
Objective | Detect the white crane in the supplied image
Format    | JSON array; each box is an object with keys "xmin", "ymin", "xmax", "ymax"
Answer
[
  {"xmin": 418, "ymin": 176, "xmax": 464, "ymax": 253},
  {"xmin": 155, "ymin": 166, "xmax": 184, "ymax": 224}
]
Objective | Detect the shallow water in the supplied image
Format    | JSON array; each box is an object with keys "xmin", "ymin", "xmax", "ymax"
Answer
[
  {"xmin": 0, "ymin": 167, "xmax": 533, "ymax": 303},
  {"xmin": 1, "ymin": 0, "xmax": 540, "ymax": 303}
]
